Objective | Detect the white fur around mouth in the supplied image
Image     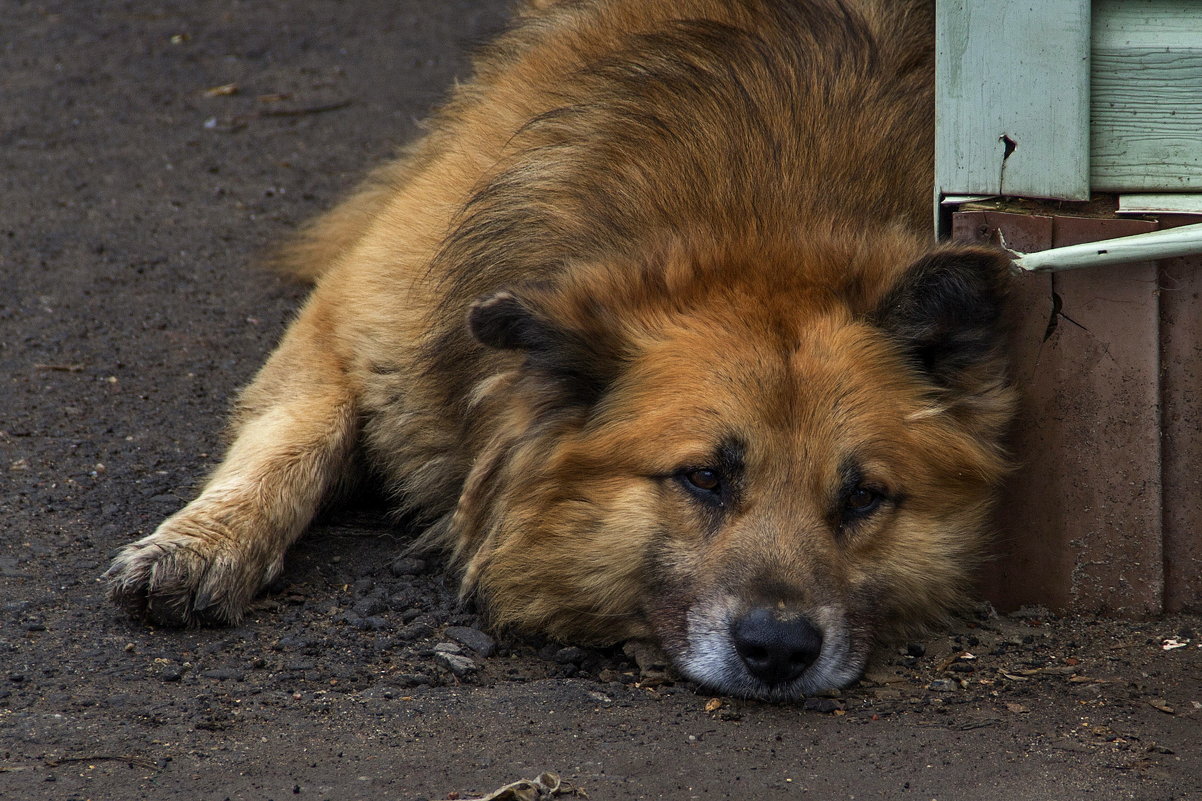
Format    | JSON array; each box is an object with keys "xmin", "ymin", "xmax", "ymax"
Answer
[{"xmin": 674, "ymin": 597, "xmax": 867, "ymax": 701}]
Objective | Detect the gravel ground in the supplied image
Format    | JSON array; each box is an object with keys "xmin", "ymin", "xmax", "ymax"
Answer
[{"xmin": 2, "ymin": 2, "xmax": 1200, "ymax": 799}]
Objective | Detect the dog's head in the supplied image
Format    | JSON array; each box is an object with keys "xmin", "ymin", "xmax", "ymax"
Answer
[{"xmin": 456, "ymin": 230, "xmax": 1015, "ymax": 700}]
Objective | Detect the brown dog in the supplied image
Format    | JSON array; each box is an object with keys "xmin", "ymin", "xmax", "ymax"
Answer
[{"xmin": 107, "ymin": 0, "xmax": 1015, "ymax": 700}]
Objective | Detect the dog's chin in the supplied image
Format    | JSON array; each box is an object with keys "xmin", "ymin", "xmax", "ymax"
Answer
[{"xmin": 657, "ymin": 598, "xmax": 871, "ymax": 702}]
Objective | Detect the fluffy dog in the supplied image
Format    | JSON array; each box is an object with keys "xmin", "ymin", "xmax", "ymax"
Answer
[{"xmin": 107, "ymin": 0, "xmax": 1015, "ymax": 700}]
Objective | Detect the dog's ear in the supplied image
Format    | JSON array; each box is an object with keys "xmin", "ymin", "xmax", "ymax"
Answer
[
  {"xmin": 872, "ymin": 246, "xmax": 1013, "ymax": 387},
  {"xmin": 468, "ymin": 287, "xmax": 622, "ymax": 406}
]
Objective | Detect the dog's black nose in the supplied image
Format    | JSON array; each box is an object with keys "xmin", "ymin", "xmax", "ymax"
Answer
[{"xmin": 732, "ymin": 607, "xmax": 823, "ymax": 685}]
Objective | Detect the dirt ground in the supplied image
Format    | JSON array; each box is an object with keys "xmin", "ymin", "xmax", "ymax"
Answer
[{"xmin": 2, "ymin": 2, "xmax": 1200, "ymax": 799}]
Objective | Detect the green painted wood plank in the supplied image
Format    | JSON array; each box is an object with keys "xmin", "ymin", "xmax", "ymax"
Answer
[
  {"xmin": 936, "ymin": 0, "xmax": 1091, "ymax": 202},
  {"xmin": 1091, "ymin": 0, "xmax": 1202, "ymax": 191},
  {"xmin": 1118, "ymin": 194, "xmax": 1202, "ymax": 214},
  {"xmin": 1093, "ymin": 0, "xmax": 1201, "ymax": 49}
]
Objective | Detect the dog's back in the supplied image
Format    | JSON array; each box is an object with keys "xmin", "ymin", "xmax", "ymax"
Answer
[{"xmin": 276, "ymin": 0, "xmax": 939, "ymax": 515}]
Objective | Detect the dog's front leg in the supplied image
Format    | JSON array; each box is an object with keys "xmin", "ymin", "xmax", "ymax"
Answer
[{"xmin": 105, "ymin": 307, "xmax": 358, "ymax": 626}]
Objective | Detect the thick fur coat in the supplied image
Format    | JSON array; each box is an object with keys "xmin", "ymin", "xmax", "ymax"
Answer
[{"xmin": 108, "ymin": 0, "xmax": 1015, "ymax": 700}]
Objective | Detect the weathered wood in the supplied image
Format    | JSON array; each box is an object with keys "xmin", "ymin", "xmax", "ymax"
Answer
[
  {"xmin": 956, "ymin": 212, "xmax": 1166, "ymax": 615},
  {"xmin": 935, "ymin": 0, "xmax": 1091, "ymax": 202},
  {"xmin": 1049, "ymin": 217, "xmax": 1163, "ymax": 616},
  {"xmin": 1119, "ymin": 194, "xmax": 1202, "ymax": 215},
  {"xmin": 1159, "ymin": 231, "xmax": 1202, "ymax": 613},
  {"xmin": 1092, "ymin": 52, "xmax": 1202, "ymax": 190},
  {"xmin": 954, "ymin": 211, "xmax": 1063, "ymax": 612},
  {"xmin": 1091, "ymin": 0, "xmax": 1202, "ymax": 191}
]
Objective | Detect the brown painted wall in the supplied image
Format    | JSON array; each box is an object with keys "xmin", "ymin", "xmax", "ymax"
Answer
[{"xmin": 953, "ymin": 210, "xmax": 1201, "ymax": 615}]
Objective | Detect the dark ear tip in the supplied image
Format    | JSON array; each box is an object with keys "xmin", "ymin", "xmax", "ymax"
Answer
[
  {"xmin": 874, "ymin": 245, "xmax": 1015, "ymax": 384},
  {"xmin": 907, "ymin": 245, "xmax": 1015, "ymax": 306},
  {"xmin": 932, "ymin": 244, "xmax": 1015, "ymax": 283}
]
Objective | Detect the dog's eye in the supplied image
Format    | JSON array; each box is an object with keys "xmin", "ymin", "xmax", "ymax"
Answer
[
  {"xmin": 684, "ymin": 468, "xmax": 721, "ymax": 493},
  {"xmin": 844, "ymin": 486, "xmax": 882, "ymax": 516}
]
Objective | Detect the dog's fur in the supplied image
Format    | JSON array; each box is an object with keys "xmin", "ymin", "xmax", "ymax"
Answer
[{"xmin": 107, "ymin": 0, "xmax": 1015, "ymax": 699}]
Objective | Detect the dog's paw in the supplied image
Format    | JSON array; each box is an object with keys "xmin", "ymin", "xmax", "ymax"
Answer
[{"xmin": 104, "ymin": 512, "xmax": 279, "ymax": 627}]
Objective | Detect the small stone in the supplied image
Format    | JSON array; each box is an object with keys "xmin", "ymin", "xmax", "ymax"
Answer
[
  {"xmin": 445, "ymin": 626, "xmax": 497, "ymax": 657},
  {"xmin": 396, "ymin": 673, "xmax": 430, "ymax": 688},
  {"xmin": 274, "ymin": 635, "xmax": 310, "ymax": 650},
  {"xmin": 160, "ymin": 667, "xmax": 183, "ymax": 682},
  {"xmin": 354, "ymin": 598, "xmax": 386, "ymax": 617},
  {"xmin": 803, "ymin": 697, "xmax": 843, "ymax": 714},
  {"xmin": 554, "ymin": 646, "xmax": 588, "ymax": 666},
  {"xmin": 398, "ymin": 622, "xmax": 434, "ymax": 641},
  {"xmin": 353, "ymin": 616, "xmax": 388, "ymax": 631},
  {"xmin": 434, "ymin": 651, "xmax": 477, "ymax": 678},
  {"xmin": 389, "ymin": 557, "xmax": 426, "ymax": 577},
  {"xmin": 927, "ymin": 678, "xmax": 957, "ymax": 692},
  {"xmin": 201, "ymin": 668, "xmax": 243, "ymax": 681},
  {"xmin": 433, "ymin": 642, "xmax": 462, "ymax": 655}
]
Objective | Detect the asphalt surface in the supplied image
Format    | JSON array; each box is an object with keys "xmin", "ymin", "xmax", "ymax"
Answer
[{"xmin": 2, "ymin": 2, "xmax": 1200, "ymax": 799}]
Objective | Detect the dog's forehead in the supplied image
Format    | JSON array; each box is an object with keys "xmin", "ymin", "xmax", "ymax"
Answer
[{"xmin": 603, "ymin": 308, "xmax": 918, "ymax": 449}]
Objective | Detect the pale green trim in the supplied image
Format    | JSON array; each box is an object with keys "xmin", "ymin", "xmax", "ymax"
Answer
[
  {"xmin": 1118, "ymin": 194, "xmax": 1202, "ymax": 215},
  {"xmin": 1091, "ymin": 0, "xmax": 1202, "ymax": 191},
  {"xmin": 935, "ymin": 0, "xmax": 1091, "ymax": 203}
]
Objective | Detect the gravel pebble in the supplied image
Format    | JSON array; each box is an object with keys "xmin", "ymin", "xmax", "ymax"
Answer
[
  {"xmin": 274, "ymin": 635, "xmax": 311, "ymax": 650},
  {"xmin": 399, "ymin": 622, "xmax": 435, "ymax": 641},
  {"xmin": 434, "ymin": 651, "xmax": 477, "ymax": 678},
  {"xmin": 803, "ymin": 697, "xmax": 843, "ymax": 713},
  {"xmin": 389, "ymin": 557, "xmax": 427, "ymax": 576},
  {"xmin": 396, "ymin": 673, "xmax": 432, "ymax": 688},
  {"xmin": 445, "ymin": 626, "xmax": 497, "ymax": 657},
  {"xmin": 354, "ymin": 597, "xmax": 387, "ymax": 617},
  {"xmin": 554, "ymin": 646, "xmax": 588, "ymax": 665},
  {"xmin": 201, "ymin": 668, "xmax": 244, "ymax": 681}
]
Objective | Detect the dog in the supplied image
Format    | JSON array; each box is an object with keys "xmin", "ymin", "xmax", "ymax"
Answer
[{"xmin": 107, "ymin": 0, "xmax": 1015, "ymax": 700}]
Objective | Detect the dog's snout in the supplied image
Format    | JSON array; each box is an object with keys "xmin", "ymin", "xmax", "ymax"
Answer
[{"xmin": 731, "ymin": 607, "xmax": 823, "ymax": 686}]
